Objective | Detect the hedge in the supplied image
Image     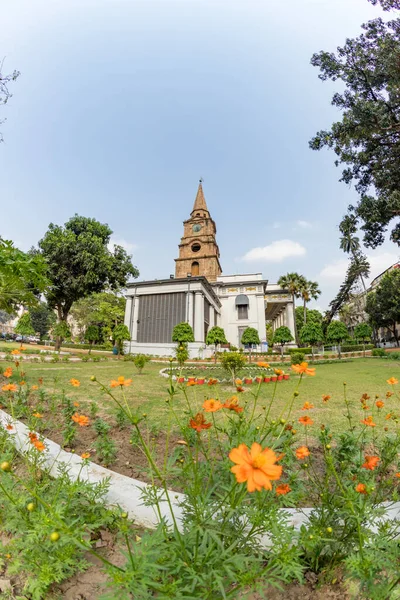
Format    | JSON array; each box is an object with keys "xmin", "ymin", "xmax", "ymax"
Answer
[
  {"xmin": 45, "ymin": 341, "xmax": 113, "ymax": 351},
  {"xmin": 340, "ymin": 344, "xmax": 374, "ymax": 353}
]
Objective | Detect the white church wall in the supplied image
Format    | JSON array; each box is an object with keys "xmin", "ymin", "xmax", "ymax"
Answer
[{"xmin": 218, "ymin": 293, "xmax": 266, "ymax": 348}]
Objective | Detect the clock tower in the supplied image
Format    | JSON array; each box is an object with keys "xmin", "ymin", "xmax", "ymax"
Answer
[{"xmin": 175, "ymin": 182, "xmax": 222, "ymax": 281}]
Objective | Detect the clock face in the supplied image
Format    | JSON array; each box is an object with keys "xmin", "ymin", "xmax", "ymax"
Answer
[{"xmin": 192, "ymin": 224, "xmax": 202, "ymax": 233}]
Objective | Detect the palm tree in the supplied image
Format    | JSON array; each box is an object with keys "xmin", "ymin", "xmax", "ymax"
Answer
[
  {"xmin": 339, "ymin": 215, "xmax": 367, "ymax": 291},
  {"xmin": 299, "ymin": 280, "xmax": 321, "ymax": 324},
  {"xmin": 277, "ymin": 272, "xmax": 306, "ymax": 345}
]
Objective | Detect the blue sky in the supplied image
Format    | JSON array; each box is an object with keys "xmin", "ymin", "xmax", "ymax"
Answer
[{"xmin": 1, "ymin": 0, "xmax": 398, "ymax": 310}]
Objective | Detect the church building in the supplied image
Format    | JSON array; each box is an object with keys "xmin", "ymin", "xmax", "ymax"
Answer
[{"xmin": 124, "ymin": 183, "xmax": 296, "ymax": 357}]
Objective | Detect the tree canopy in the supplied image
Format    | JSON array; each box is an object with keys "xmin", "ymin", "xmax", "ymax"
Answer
[
  {"xmin": 365, "ymin": 269, "xmax": 400, "ymax": 345},
  {"xmin": 14, "ymin": 313, "xmax": 35, "ymax": 337},
  {"xmin": 113, "ymin": 324, "xmax": 131, "ymax": 355},
  {"xmin": 310, "ymin": 10, "xmax": 400, "ymax": 249},
  {"xmin": 29, "ymin": 302, "xmax": 56, "ymax": 339},
  {"xmin": 326, "ymin": 321, "xmax": 349, "ymax": 357},
  {"xmin": 172, "ymin": 322, "xmax": 194, "ymax": 343},
  {"xmin": 273, "ymin": 326, "xmax": 294, "ymax": 346},
  {"xmin": 300, "ymin": 322, "xmax": 324, "ymax": 346},
  {"xmin": 70, "ymin": 292, "xmax": 126, "ymax": 341},
  {"xmin": 277, "ymin": 273, "xmax": 306, "ymax": 343},
  {"xmin": 241, "ymin": 327, "xmax": 260, "ymax": 346},
  {"xmin": 354, "ymin": 322, "xmax": 373, "ymax": 341},
  {"xmin": 206, "ymin": 326, "xmax": 227, "ymax": 346},
  {"xmin": 295, "ymin": 307, "xmax": 323, "ymax": 332}
]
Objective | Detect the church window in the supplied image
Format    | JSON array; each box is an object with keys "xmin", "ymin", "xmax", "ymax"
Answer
[
  {"xmin": 191, "ymin": 243, "xmax": 201, "ymax": 253},
  {"xmin": 191, "ymin": 261, "xmax": 199, "ymax": 276},
  {"xmin": 235, "ymin": 294, "xmax": 249, "ymax": 320}
]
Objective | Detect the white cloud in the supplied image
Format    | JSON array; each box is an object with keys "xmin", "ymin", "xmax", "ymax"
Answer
[
  {"xmin": 320, "ymin": 251, "xmax": 400, "ymax": 282},
  {"xmin": 241, "ymin": 239, "xmax": 306, "ymax": 263},
  {"xmin": 296, "ymin": 220, "xmax": 312, "ymax": 229},
  {"xmin": 108, "ymin": 236, "xmax": 137, "ymax": 256}
]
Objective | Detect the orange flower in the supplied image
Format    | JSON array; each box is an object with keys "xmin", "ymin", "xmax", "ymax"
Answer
[
  {"xmin": 276, "ymin": 483, "xmax": 291, "ymax": 496},
  {"xmin": 361, "ymin": 393, "xmax": 370, "ymax": 401},
  {"xmin": 28, "ymin": 432, "xmax": 38, "ymax": 442},
  {"xmin": 236, "ymin": 386, "xmax": 244, "ymax": 393},
  {"xmin": 2, "ymin": 384, "xmax": 17, "ymax": 392},
  {"xmin": 11, "ymin": 349, "xmax": 20, "ymax": 356},
  {"xmin": 38, "ymin": 378, "xmax": 43, "ymax": 385},
  {"xmin": 291, "ymin": 362, "xmax": 316, "ymax": 376},
  {"xmin": 301, "ymin": 402, "xmax": 314, "ymax": 410},
  {"xmin": 71, "ymin": 413, "xmax": 90, "ymax": 427},
  {"xmin": 257, "ymin": 361, "xmax": 270, "ymax": 368},
  {"xmin": 376, "ymin": 400, "xmax": 385, "ymax": 409},
  {"xmin": 361, "ymin": 416, "xmax": 376, "ymax": 427},
  {"xmin": 110, "ymin": 376, "xmax": 132, "ymax": 388},
  {"xmin": 295, "ymin": 446, "xmax": 310, "ymax": 460},
  {"xmin": 223, "ymin": 396, "xmax": 243, "ymax": 413},
  {"xmin": 321, "ymin": 394, "xmax": 331, "ymax": 403},
  {"xmin": 207, "ymin": 378, "xmax": 218, "ymax": 386},
  {"xmin": 186, "ymin": 381, "xmax": 197, "ymax": 387},
  {"xmin": 32, "ymin": 412, "xmax": 43, "ymax": 418},
  {"xmin": 31, "ymin": 385, "xmax": 38, "ymax": 391},
  {"xmin": 387, "ymin": 377, "xmax": 399, "ymax": 385},
  {"xmin": 70, "ymin": 379, "xmax": 80, "ymax": 387},
  {"xmin": 32, "ymin": 440, "xmax": 45, "ymax": 452},
  {"xmin": 229, "ymin": 442, "xmax": 282, "ymax": 492},
  {"xmin": 356, "ymin": 483, "xmax": 367, "ymax": 494},
  {"xmin": 395, "ymin": 473, "xmax": 400, "ymax": 478},
  {"xmin": 203, "ymin": 399, "xmax": 223, "ymax": 412},
  {"xmin": 5, "ymin": 424, "xmax": 13, "ymax": 431},
  {"xmin": 274, "ymin": 368, "xmax": 283, "ymax": 376},
  {"xmin": 3, "ymin": 368, "xmax": 12, "ymax": 379},
  {"xmin": 73, "ymin": 402, "xmax": 80, "ymax": 407},
  {"xmin": 298, "ymin": 415, "xmax": 313, "ymax": 426},
  {"xmin": 362, "ymin": 455, "xmax": 380, "ymax": 471},
  {"xmin": 385, "ymin": 413, "xmax": 393, "ymax": 420},
  {"xmin": 14, "ymin": 361, "xmax": 19, "ymax": 368},
  {"xmin": 235, "ymin": 379, "xmax": 243, "ymax": 386},
  {"xmin": 189, "ymin": 412, "xmax": 212, "ymax": 432},
  {"xmin": 386, "ymin": 391, "xmax": 394, "ymax": 398},
  {"xmin": 19, "ymin": 381, "xmax": 26, "ymax": 386},
  {"xmin": 81, "ymin": 452, "xmax": 91, "ymax": 459}
]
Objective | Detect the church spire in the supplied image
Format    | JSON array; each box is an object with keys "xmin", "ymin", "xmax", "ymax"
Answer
[{"xmin": 191, "ymin": 180, "xmax": 209, "ymax": 216}]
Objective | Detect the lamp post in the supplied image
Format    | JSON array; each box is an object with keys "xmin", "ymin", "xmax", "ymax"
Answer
[{"xmin": 186, "ymin": 274, "xmax": 191, "ymax": 323}]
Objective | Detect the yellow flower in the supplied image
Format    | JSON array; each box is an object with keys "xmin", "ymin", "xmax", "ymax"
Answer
[{"xmin": 387, "ymin": 377, "xmax": 399, "ymax": 385}]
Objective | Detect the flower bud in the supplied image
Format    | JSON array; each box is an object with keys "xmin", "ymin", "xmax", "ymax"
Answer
[{"xmin": 326, "ymin": 527, "xmax": 333, "ymax": 534}]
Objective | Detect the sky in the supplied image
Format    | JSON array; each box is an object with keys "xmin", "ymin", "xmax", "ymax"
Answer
[{"xmin": 1, "ymin": 0, "xmax": 399, "ymax": 311}]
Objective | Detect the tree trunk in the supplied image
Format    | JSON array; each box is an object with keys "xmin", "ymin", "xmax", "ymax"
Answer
[
  {"xmin": 89, "ymin": 342, "xmax": 92, "ymax": 355},
  {"xmin": 338, "ymin": 342, "xmax": 341, "ymax": 359},
  {"xmin": 363, "ymin": 341, "xmax": 365, "ymax": 358},
  {"xmin": 393, "ymin": 325, "xmax": 400, "ymax": 347},
  {"xmin": 214, "ymin": 344, "xmax": 217, "ymax": 364},
  {"xmin": 281, "ymin": 344, "xmax": 284, "ymax": 359},
  {"xmin": 304, "ymin": 300, "xmax": 307, "ymax": 325},
  {"xmin": 311, "ymin": 345, "xmax": 314, "ymax": 361}
]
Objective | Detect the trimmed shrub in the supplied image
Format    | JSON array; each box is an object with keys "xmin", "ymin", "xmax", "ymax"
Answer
[
  {"xmin": 372, "ymin": 348, "xmax": 386, "ymax": 357},
  {"xmin": 290, "ymin": 352, "xmax": 306, "ymax": 365}
]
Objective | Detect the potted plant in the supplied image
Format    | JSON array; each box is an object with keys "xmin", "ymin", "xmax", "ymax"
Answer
[
  {"xmin": 177, "ymin": 376, "xmax": 185, "ymax": 383},
  {"xmin": 188, "ymin": 376, "xmax": 196, "ymax": 383},
  {"xmin": 197, "ymin": 377, "xmax": 205, "ymax": 385},
  {"xmin": 255, "ymin": 375, "xmax": 263, "ymax": 384},
  {"xmin": 271, "ymin": 375, "xmax": 278, "ymax": 382},
  {"xmin": 264, "ymin": 376, "xmax": 271, "ymax": 383},
  {"xmin": 244, "ymin": 377, "xmax": 253, "ymax": 384}
]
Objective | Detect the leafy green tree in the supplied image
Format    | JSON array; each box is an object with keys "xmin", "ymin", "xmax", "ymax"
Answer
[
  {"xmin": 326, "ymin": 321, "xmax": 349, "ymax": 359},
  {"xmin": 172, "ymin": 322, "xmax": 194, "ymax": 343},
  {"xmin": 365, "ymin": 269, "xmax": 400, "ymax": 346},
  {"xmin": 273, "ymin": 326, "xmax": 294, "ymax": 359},
  {"xmin": 325, "ymin": 256, "xmax": 370, "ymax": 325},
  {"xmin": 277, "ymin": 273, "xmax": 307, "ymax": 344},
  {"xmin": 14, "ymin": 313, "xmax": 35, "ymax": 344},
  {"xmin": 70, "ymin": 292, "xmax": 126, "ymax": 341},
  {"xmin": 241, "ymin": 327, "xmax": 260, "ymax": 362},
  {"xmin": 206, "ymin": 326, "xmax": 228, "ymax": 363},
  {"xmin": 38, "ymin": 215, "xmax": 138, "ymax": 350},
  {"xmin": 113, "ymin": 324, "xmax": 131, "ymax": 356},
  {"xmin": 51, "ymin": 321, "xmax": 71, "ymax": 351},
  {"xmin": 29, "ymin": 302, "xmax": 56, "ymax": 340},
  {"xmin": 85, "ymin": 325, "xmax": 100, "ymax": 354},
  {"xmin": 265, "ymin": 322, "xmax": 274, "ymax": 347},
  {"xmin": 299, "ymin": 280, "xmax": 321, "ymax": 324},
  {"xmin": 295, "ymin": 307, "xmax": 323, "ymax": 332},
  {"xmin": 133, "ymin": 354, "xmax": 149, "ymax": 374},
  {"xmin": 339, "ymin": 215, "xmax": 368, "ymax": 291},
  {"xmin": 221, "ymin": 352, "xmax": 247, "ymax": 385},
  {"xmin": 299, "ymin": 322, "xmax": 324, "ymax": 361},
  {"xmin": 0, "ymin": 238, "xmax": 48, "ymax": 313},
  {"xmin": 310, "ymin": 12, "xmax": 400, "ymax": 249},
  {"xmin": 354, "ymin": 322, "xmax": 373, "ymax": 357}
]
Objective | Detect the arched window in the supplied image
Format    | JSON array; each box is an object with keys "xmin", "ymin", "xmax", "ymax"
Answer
[
  {"xmin": 191, "ymin": 261, "xmax": 199, "ymax": 276},
  {"xmin": 191, "ymin": 243, "xmax": 201, "ymax": 253},
  {"xmin": 235, "ymin": 294, "xmax": 249, "ymax": 320}
]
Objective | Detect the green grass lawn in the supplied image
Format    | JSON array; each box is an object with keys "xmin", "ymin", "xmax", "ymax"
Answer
[{"xmin": 3, "ymin": 357, "xmax": 400, "ymax": 435}]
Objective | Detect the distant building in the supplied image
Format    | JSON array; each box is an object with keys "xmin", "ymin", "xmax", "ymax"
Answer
[{"xmin": 124, "ymin": 183, "xmax": 296, "ymax": 357}]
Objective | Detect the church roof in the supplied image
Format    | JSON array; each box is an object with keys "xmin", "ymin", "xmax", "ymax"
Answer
[{"xmin": 191, "ymin": 181, "xmax": 209, "ymax": 215}]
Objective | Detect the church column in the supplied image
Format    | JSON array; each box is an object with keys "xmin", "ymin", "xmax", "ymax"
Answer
[
  {"xmin": 187, "ymin": 292, "xmax": 194, "ymax": 328},
  {"xmin": 285, "ymin": 302, "xmax": 296, "ymax": 342},
  {"xmin": 209, "ymin": 307, "xmax": 215, "ymax": 328},
  {"xmin": 194, "ymin": 292, "xmax": 204, "ymax": 342},
  {"xmin": 131, "ymin": 296, "xmax": 140, "ymax": 342},
  {"xmin": 124, "ymin": 297, "xmax": 133, "ymax": 331}
]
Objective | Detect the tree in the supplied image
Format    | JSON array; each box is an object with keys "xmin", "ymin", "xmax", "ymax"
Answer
[
  {"xmin": 172, "ymin": 322, "xmax": 194, "ymax": 344},
  {"xmin": 221, "ymin": 352, "xmax": 247, "ymax": 386},
  {"xmin": 273, "ymin": 326, "xmax": 294, "ymax": 359},
  {"xmin": 299, "ymin": 322, "xmax": 324, "ymax": 361},
  {"xmin": 309, "ymin": 13, "xmax": 400, "ymax": 249},
  {"xmin": 326, "ymin": 321, "xmax": 349, "ymax": 359},
  {"xmin": 29, "ymin": 302, "xmax": 56, "ymax": 340},
  {"xmin": 70, "ymin": 292, "xmax": 125, "ymax": 341},
  {"xmin": 85, "ymin": 325, "xmax": 100, "ymax": 354},
  {"xmin": 354, "ymin": 322, "xmax": 373, "ymax": 357},
  {"xmin": 14, "ymin": 313, "xmax": 35, "ymax": 344},
  {"xmin": 241, "ymin": 327, "xmax": 260, "ymax": 362},
  {"xmin": 299, "ymin": 279, "xmax": 321, "ymax": 324},
  {"xmin": 0, "ymin": 61, "xmax": 20, "ymax": 142},
  {"xmin": 51, "ymin": 321, "xmax": 71, "ymax": 351},
  {"xmin": 113, "ymin": 324, "xmax": 131, "ymax": 356},
  {"xmin": 206, "ymin": 326, "xmax": 228, "ymax": 363},
  {"xmin": 265, "ymin": 322, "xmax": 274, "ymax": 347},
  {"xmin": 0, "ymin": 238, "xmax": 48, "ymax": 313},
  {"xmin": 38, "ymin": 216, "xmax": 138, "ymax": 350},
  {"xmin": 365, "ymin": 269, "xmax": 400, "ymax": 345},
  {"xmin": 325, "ymin": 256, "xmax": 370, "ymax": 325},
  {"xmin": 339, "ymin": 215, "xmax": 367, "ymax": 292},
  {"xmin": 277, "ymin": 273, "xmax": 307, "ymax": 344},
  {"xmin": 296, "ymin": 307, "xmax": 323, "ymax": 332}
]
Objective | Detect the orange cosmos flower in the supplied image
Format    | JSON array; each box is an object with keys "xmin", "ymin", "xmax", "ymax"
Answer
[
  {"xmin": 71, "ymin": 413, "xmax": 90, "ymax": 427},
  {"xmin": 81, "ymin": 452, "xmax": 91, "ymax": 459},
  {"xmin": 362, "ymin": 455, "xmax": 380, "ymax": 471},
  {"xmin": 298, "ymin": 415, "xmax": 313, "ymax": 426},
  {"xmin": 11, "ymin": 349, "xmax": 20, "ymax": 356},
  {"xmin": 301, "ymin": 402, "xmax": 314, "ymax": 410},
  {"xmin": 387, "ymin": 377, "xmax": 399, "ymax": 385},
  {"xmin": 257, "ymin": 361, "xmax": 270, "ymax": 368},
  {"xmin": 31, "ymin": 385, "xmax": 38, "ymax": 391},
  {"xmin": 361, "ymin": 393, "xmax": 370, "ymax": 401},
  {"xmin": 207, "ymin": 378, "xmax": 218, "ymax": 386},
  {"xmin": 321, "ymin": 394, "xmax": 331, "ymax": 403},
  {"xmin": 2, "ymin": 384, "xmax": 17, "ymax": 392},
  {"xmin": 395, "ymin": 473, "xmax": 400, "ymax": 478},
  {"xmin": 28, "ymin": 432, "xmax": 38, "ymax": 442},
  {"xmin": 19, "ymin": 381, "xmax": 26, "ymax": 386},
  {"xmin": 386, "ymin": 391, "xmax": 394, "ymax": 398},
  {"xmin": 361, "ymin": 416, "xmax": 376, "ymax": 427},
  {"xmin": 235, "ymin": 379, "xmax": 243, "ymax": 386},
  {"xmin": 276, "ymin": 483, "xmax": 291, "ymax": 496},
  {"xmin": 38, "ymin": 378, "xmax": 43, "ymax": 385},
  {"xmin": 376, "ymin": 400, "xmax": 385, "ymax": 409},
  {"xmin": 236, "ymin": 386, "xmax": 244, "ymax": 393},
  {"xmin": 291, "ymin": 362, "xmax": 316, "ymax": 376},
  {"xmin": 186, "ymin": 380, "xmax": 197, "ymax": 387},
  {"xmin": 229, "ymin": 442, "xmax": 282, "ymax": 492},
  {"xmin": 203, "ymin": 399, "xmax": 223, "ymax": 412},
  {"xmin": 32, "ymin": 440, "xmax": 45, "ymax": 452},
  {"xmin": 73, "ymin": 402, "xmax": 80, "ymax": 407},
  {"xmin": 70, "ymin": 379, "xmax": 80, "ymax": 387},
  {"xmin": 5, "ymin": 424, "xmax": 13, "ymax": 431},
  {"xmin": 189, "ymin": 412, "xmax": 212, "ymax": 432},
  {"xmin": 356, "ymin": 483, "xmax": 367, "ymax": 494},
  {"xmin": 32, "ymin": 412, "xmax": 43, "ymax": 418},
  {"xmin": 295, "ymin": 446, "xmax": 310, "ymax": 460},
  {"xmin": 223, "ymin": 396, "xmax": 243, "ymax": 413},
  {"xmin": 3, "ymin": 368, "xmax": 12, "ymax": 378},
  {"xmin": 14, "ymin": 361, "xmax": 19, "ymax": 368},
  {"xmin": 110, "ymin": 376, "xmax": 132, "ymax": 388},
  {"xmin": 274, "ymin": 368, "xmax": 283, "ymax": 376},
  {"xmin": 385, "ymin": 413, "xmax": 393, "ymax": 420}
]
